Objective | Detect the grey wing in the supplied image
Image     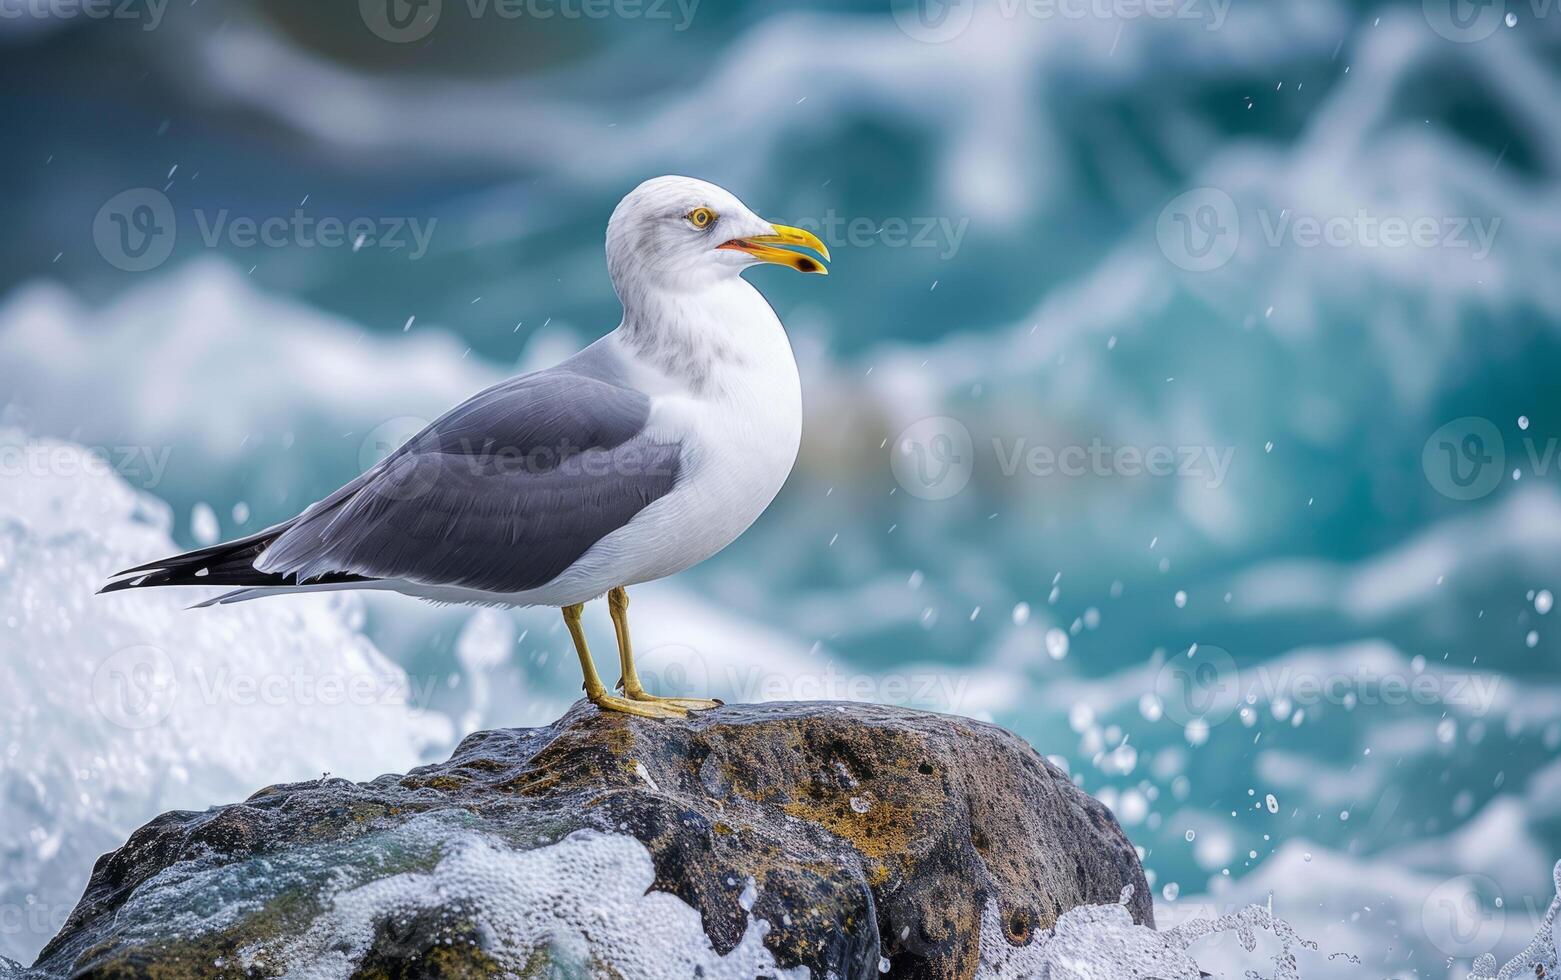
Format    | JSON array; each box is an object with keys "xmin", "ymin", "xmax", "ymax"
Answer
[{"xmin": 254, "ymin": 368, "xmax": 681, "ymax": 595}]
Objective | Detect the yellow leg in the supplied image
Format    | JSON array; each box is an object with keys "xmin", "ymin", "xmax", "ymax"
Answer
[
  {"xmin": 608, "ymin": 587, "xmax": 722, "ymax": 711},
  {"xmin": 562, "ymin": 603, "xmax": 688, "ymax": 719}
]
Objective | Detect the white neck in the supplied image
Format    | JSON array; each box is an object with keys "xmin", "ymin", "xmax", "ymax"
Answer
[{"xmin": 614, "ymin": 277, "xmax": 786, "ymax": 396}]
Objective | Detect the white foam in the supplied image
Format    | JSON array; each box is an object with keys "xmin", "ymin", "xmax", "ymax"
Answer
[
  {"xmin": 0, "ymin": 430, "xmax": 452, "ymax": 964},
  {"xmin": 247, "ymin": 824, "xmax": 804, "ymax": 979},
  {"xmin": 972, "ymin": 887, "xmax": 1317, "ymax": 979}
]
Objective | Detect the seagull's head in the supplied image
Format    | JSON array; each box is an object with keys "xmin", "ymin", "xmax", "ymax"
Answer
[{"xmin": 606, "ymin": 175, "xmax": 830, "ymax": 296}]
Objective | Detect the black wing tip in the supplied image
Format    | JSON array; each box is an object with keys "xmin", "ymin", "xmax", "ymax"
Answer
[
  {"xmin": 98, "ymin": 575, "xmax": 150, "ymax": 594},
  {"xmin": 112, "ymin": 557, "xmax": 174, "ymax": 576}
]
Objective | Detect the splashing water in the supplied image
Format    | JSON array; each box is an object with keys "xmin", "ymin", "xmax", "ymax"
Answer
[
  {"xmin": 1160, "ymin": 903, "xmax": 1316, "ymax": 980},
  {"xmin": 1468, "ymin": 860, "xmax": 1561, "ymax": 980},
  {"xmin": 976, "ymin": 883, "xmax": 1317, "ymax": 979}
]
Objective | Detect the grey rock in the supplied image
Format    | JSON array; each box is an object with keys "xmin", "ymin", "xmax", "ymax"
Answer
[{"xmin": 30, "ymin": 700, "xmax": 1151, "ymax": 979}]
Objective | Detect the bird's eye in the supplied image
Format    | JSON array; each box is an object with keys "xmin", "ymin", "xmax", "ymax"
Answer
[{"xmin": 687, "ymin": 207, "xmax": 716, "ymax": 229}]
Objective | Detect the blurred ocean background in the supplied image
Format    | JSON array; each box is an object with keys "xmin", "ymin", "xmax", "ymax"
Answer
[{"xmin": 2, "ymin": 0, "xmax": 1561, "ymax": 974}]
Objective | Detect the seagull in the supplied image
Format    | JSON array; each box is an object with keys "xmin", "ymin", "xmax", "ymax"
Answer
[{"xmin": 101, "ymin": 176, "xmax": 829, "ymax": 719}]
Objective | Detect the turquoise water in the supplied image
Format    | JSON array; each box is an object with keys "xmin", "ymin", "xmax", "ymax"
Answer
[{"xmin": 3, "ymin": 0, "xmax": 1561, "ymax": 973}]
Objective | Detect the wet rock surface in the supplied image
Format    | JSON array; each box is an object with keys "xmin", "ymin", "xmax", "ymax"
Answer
[{"xmin": 29, "ymin": 701, "xmax": 1151, "ymax": 979}]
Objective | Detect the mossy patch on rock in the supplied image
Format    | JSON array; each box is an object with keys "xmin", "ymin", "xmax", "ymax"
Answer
[{"xmin": 28, "ymin": 701, "xmax": 1150, "ymax": 979}]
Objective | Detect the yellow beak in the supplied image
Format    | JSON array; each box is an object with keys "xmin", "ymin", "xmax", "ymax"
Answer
[{"xmin": 718, "ymin": 223, "xmax": 831, "ymax": 275}]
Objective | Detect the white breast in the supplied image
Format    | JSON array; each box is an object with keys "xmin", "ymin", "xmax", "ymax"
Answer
[{"xmin": 520, "ymin": 279, "xmax": 802, "ymax": 605}]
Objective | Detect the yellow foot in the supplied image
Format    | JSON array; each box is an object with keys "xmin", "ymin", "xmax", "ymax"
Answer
[
  {"xmin": 588, "ymin": 692, "xmax": 692, "ymax": 719},
  {"xmin": 625, "ymin": 690, "xmax": 724, "ymax": 711}
]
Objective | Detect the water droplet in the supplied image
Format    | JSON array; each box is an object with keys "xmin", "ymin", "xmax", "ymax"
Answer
[
  {"xmin": 1045, "ymin": 628, "xmax": 1070, "ymax": 660},
  {"xmin": 191, "ymin": 502, "xmax": 219, "ymax": 546},
  {"xmin": 1069, "ymin": 703, "xmax": 1095, "ymax": 732},
  {"xmin": 1185, "ymin": 718, "xmax": 1210, "ymax": 746},
  {"xmin": 1138, "ymin": 693, "xmax": 1163, "ymax": 722}
]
